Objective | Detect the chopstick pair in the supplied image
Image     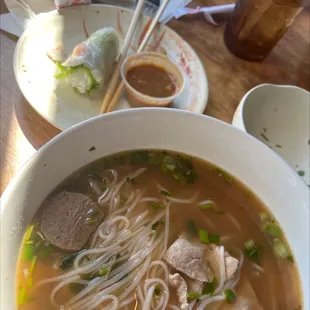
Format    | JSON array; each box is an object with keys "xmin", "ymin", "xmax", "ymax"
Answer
[{"xmin": 99, "ymin": 0, "xmax": 170, "ymax": 114}]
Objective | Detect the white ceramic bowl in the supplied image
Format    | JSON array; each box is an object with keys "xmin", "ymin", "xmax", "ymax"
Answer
[
  {"xmin": 1, "ymin": 109, "xmax": 309, "ymax": 309},
  {"xmin": 232, "ymin": 84, "xmax": 310, "ymax": 185}
]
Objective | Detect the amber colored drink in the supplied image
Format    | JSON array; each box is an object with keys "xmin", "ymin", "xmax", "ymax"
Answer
[{"xmin": 224, "ymin": 0, "xmax": 305, "ymax": 61}]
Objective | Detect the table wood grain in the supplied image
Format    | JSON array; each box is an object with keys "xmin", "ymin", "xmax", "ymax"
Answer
[{"xmin": 1, "ymin": 0, "xmax": 309, "ymax": 194}]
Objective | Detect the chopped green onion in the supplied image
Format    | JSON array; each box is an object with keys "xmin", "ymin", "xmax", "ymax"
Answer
[
  {"xmin": 223, "ymin": 289, "xmax": 236, "ymax": 303},
  {"xmin": 29, "ymin": 256, "xmax": 37, "ymax": 275},
  {"xmin": 130, "ymin": 151, "xmax": 149, "ymax": 164},
  {"xmin": 160, "ymin": 190, "xmax": 173, "ymax": 197},
  {"xmin": 244, "ymin": 239, "xmax": 261, "ymax": 260},
  {"xmin": 273, "ymin": 239, "xmax": 290, "ymax": 259},
  {"xmin": 149, "ymin": 202, "xmax": 165, "ymax": 209},
  {"xmin": 172, "ymin": 172, "xmax": 186, "ymax": 184},
  {"xmin": 154, "ymin": 287, "xmax": 161, "ymax": 296},
  {"xmin": 260, "ymin": 133, "xmax": 269, "ymax": 142},
  {"xmin": 187, "ymin": 292, "xmax": 201, "ymax": 299},
  {"xmin": 187, "ymin": 220, "xmax": 198, "ymax": 236},
  {"xmin": 263, "ymin": 222, "xmax": 282, "ymax": 238},
  {"xmin": 163, "ymin": 156, "xmax": 176, "ymax": 171},
  {"xmin": 259, "ymin": 212, "xmax": 270, "ymax": 223},
  {"xmin": 23, "ymin": 244, "xmax": 35, "ymax": 261},
  {"xmin": 202, "ymin": 277, "xmax": 217, "ymax": 295},
  {"xmin": 24, "ymin": 225, "xmax": 34, "ymax": 242},
  {"xmin": 99, "ymin": 267, "xmax": 109, "ymax": 276},
  {"xmin": 199, "ymin": 202, "xmax": 215, "ymax": 210},
  {"xmin": 25, "ymin": 240, "xmax": 34, "ymax": 245},
  {"xmin": 275, "ymin": 144, "xmax": 282, "ymax": 148},
  {"xmin": 297, "ymin": 170, "xmax": 305, "ymax": 177},
  {"xmin": 17, "ymin": 287, "xmax": 27, "ymax": 305},
  {"xmin": 209, "ymin": 234, "xmax": 220, "ymax": 244},
  {"xmin": 198, "ymin": 229, "xmax": 209, "ymax": 244},
  {"xmin": 287, "ymin": 255, "xmax": 294, "ymax": 263},
  {"xmin": 27, "ymin": 277, "xmax": 33, "ymax": 288}
]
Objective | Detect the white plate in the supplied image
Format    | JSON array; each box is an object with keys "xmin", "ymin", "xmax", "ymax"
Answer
[
  {"xmin": 232, "ymin": 84, "xmax": 310, "ymax": 185},
  {"xmin": 13, "ymin": 4, "xmax": 208, "ymax": 131}
]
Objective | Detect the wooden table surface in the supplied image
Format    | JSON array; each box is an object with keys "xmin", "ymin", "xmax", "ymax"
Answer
[{"xmin": 1, "ymin": 0, "xmax": 309, "ymax": 195}]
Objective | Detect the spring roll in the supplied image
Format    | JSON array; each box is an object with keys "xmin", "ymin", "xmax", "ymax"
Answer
[{"xmin": 53, "ymin": 27, "xmax": 120, "ymax": 94}]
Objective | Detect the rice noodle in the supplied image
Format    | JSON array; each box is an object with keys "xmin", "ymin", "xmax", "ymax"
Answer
[
  {"xmin": 197, "ymin": 295, "xmax": 225, "ymax": 310},
  {"xmin": 38, "ymin": 166, "xmax": 251, "ymax": 310},
  {"xmin": 165, "ymin": 193, "xmax": 198, "ymax": 204},
  {"xmin": 227, "ymin": 213, "xmax": 241, "ymax": 232},
  {"xmin": 118, "ymin": 295, "xmax": 136, "ymax": 308},
  {"xmin": 251, "ymin": 262, "xmax": 265, "ymax": 273},
  {"xmin": 198, "ymin": 199, "xmax": 215, "ymax": 206},
  {"xmin": 213, "ymin": 246, "xmax": 226, "ymax": 295},
  {"xmin": 142, "ymin": 285, "xmax": 156, "ymax": 310}
]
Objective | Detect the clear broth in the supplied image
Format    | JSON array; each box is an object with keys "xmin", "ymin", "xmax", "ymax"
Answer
[{"xmin": 16, "ymin": 151, "xmax": 302, "ymax": 310}]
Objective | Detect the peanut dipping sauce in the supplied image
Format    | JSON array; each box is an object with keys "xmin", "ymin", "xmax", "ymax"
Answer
[{"xmin": 126, "ymin": 64, "xmax": 177, "ymax": 98}]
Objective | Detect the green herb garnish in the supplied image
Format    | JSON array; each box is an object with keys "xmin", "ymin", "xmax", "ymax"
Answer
[
  {"xmin": 160, "ymin": 190, "xmax": 173, "ymax": 197},
  {"xmin": 23, "ymin": 244, "xmax": 35, "ymax": 261},
  {"xmin": 202, "ymin": 277, "xmax": 217, "ymax": 295},
  {"xmin": 223, "ymin": 289, "xmax": 236, "ymax": 303},
  {"xmin": 130, "ymin": 151, "xmax": 149, "ymax": 164},
  {"xmin": 198, "ymin": 229, "xmax": 209, "ymax": 244},
  {"xmin": 187, "ymin": 292, "xmax": 201, "ymax": 299},
  {"xmin": 244, "ymin": 239, "xmax": 261, "ymax": 260},
  {"xmin": 209, "ymin": 234, "xmax": 220, "ymax": 244},
  {"xmin": 275, "ymin": 144, "xmax": 282, "ymax": 148},
  {"xmin": 99, "ymin": 267, "xmax": 109, "ymax": 276},
  {"xmin": 163, "ymin": 156, "xmax": 177, "ymax": 171},
  {"xmin": 260, "ymin": 133, "xmax": 269, "ymax": 142},
  {"xmin": 297, "ymin": 170, "xmax": 305, "ymax": 177},
  {"xmin": 263, "ymin": 222, "xmax": 282, "ymax": 238},
  {"xmin": 17, "ymin": 287, "xmax": 27, "ymax": 306},
  {"xmin": 29, "ymin": 256, "xmax": 37, "ymax": 275},
  {"xmin": 273, "ymin": 238, "xmax": 291, "ymax": 259},
  {"xmin": 199, "ymin": 202, "xmax": 215, "ymax": 210},
  {"xmin": 24, "ymin": 225, "xmax": 34, "ymax": 242},
  {"xmin": 154, "ymin": 287, "xmax": 161, "ymax": 296}
]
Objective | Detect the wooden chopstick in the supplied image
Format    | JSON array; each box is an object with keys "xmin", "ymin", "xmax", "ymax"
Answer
[
  {"xmin": 103, "ymin": 0, "xmax": 170, "ymax": 113},
  {"xmin": 99, "ymin": 0, "xmax": 145, "ymax": 114}
]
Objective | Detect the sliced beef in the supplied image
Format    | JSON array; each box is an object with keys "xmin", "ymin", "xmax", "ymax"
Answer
[
  {"xmin": 217, "ymin": 278, "xmax": 264, "ymax": 310},
  {"xmin": 187, "ymin": 279, "xmax": 204, "ymax": 295},
  {"xmin": 205, "ymin": 244, "xmax": 239, "ymax": 281},
  {"xmin": 169, "ymin": 273, "xmax": 189, "ymax": 310},
  {"xmin": 164, "ymin": 234, "xmax": 214, "ymax": 282},
  {"xmin": 40, "ymin": 191, "xmax": 102, "ymax": 251}
]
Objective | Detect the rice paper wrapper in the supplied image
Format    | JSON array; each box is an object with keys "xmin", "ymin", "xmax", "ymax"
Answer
[
  {"xmin": 54, "ymin": 0, "xmax": 91, "ymax": 10},
  {"xmin": 55, "ymin": 27, "xmax": 120, "ymax": 94}
]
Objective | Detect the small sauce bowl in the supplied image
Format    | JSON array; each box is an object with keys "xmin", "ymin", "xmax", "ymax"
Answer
[{"xmin": 121, "ymin": 52, "xmax": 185, "ymax": 107}]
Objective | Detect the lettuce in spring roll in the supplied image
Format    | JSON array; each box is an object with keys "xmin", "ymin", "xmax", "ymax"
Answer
[{"xmin": 53, "ymin": 27, "xmax": 120, "ymax": 94}]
